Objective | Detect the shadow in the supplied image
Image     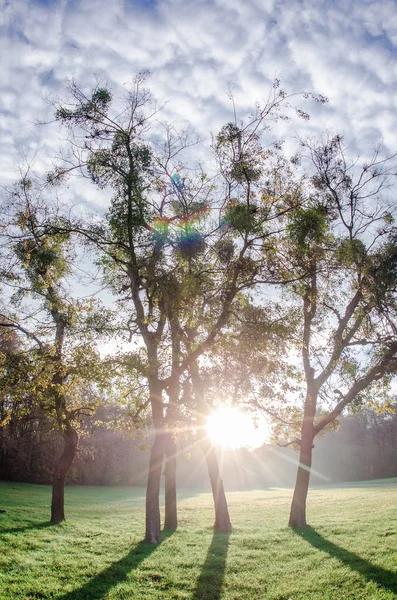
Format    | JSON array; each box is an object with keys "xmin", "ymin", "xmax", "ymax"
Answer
[
  {"xmin": 0, "ymin": 521, "xmax": 55, "ymax": 535},
  {"xmin": 192, "ymin": 532, "xmax": 230, "ymax": 600},
  {"xmin": 294, "ymin": 526, "xmax": 397, "ymax": 594},
  {"xmin": 58, "ymin": 531, "xmax": 174, "ymax": 600}
]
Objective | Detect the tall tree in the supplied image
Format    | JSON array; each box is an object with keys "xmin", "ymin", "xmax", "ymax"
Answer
[
  {"xmin": 271, "ymin": 136, "xmax": 397, "ymax": 527},
  {"xmin": 0, "ymin": 178, "xmax": 108, "ymax": 522}
]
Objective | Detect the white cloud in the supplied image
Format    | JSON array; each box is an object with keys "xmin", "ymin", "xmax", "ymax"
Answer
[{"xmin": 1, "ymin": 0, "xmax": 396, "ymax": 188}]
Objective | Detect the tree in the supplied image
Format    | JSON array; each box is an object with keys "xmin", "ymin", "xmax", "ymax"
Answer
[
  {"xmin": 49, "ymin": 74, "xmax": 326, "ymax": 541},
  {"xmin": 0, "ymin": 178, "xmax": 108, "ymax": 522},
  {"xmin": 156, "ymin": 104, "xmax": 319, "ymax": 532},
  {"xmin": 272, "ymin": 135, "xmax": 397, "ymax": 527}
]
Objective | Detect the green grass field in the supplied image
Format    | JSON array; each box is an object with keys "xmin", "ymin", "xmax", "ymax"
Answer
[{"xmin": 0, "ymin": 481, "xmax": 396, "ymax": 599}]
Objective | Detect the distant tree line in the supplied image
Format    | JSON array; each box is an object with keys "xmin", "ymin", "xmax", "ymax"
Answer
[{"xmin": 2, "ymin": 406, "xmax": 396, "ymax": 487}]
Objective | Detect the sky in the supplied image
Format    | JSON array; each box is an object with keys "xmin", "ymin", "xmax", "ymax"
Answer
[{"xmin": 1, "ymin": 0, "xmax": 397, "ymax": 194}]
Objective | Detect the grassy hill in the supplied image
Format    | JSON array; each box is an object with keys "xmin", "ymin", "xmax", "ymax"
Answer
[{"xmin": 0, "ymin": 481, "xmax": 396, "ymax": 599}]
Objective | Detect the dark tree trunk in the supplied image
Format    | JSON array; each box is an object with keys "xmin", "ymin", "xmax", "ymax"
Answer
[
  {"xmin": 201, "ymin": 439, "xmax": 232, "ymax": 532},
  {"xmin": 289, "ymin": 429, "xmax": 314, "ymax": 528},
  {"xmin": 145, "ymin": 432, "xmax": 164, "ymax": 543},
  {"xmin": 164, "ymin": 434, "xmax": 177, "ymax": 531},
  {"xmin": 0, "ymin": 429, "xmax": 8, "ymax": 480},
  {"xmin": 163, "ymin": 319, "xmax": 181, "ymax": 533},
  {"xmin": 289, "ymin": 375, "xmax": 318, "ymax": 528},
  {"xmin": 51, "ymin": 424, "xmax": 78, "ymax": 524},
  {"xmin": 145, "ymin": 372, "xmax": 164, "ymax": 543}
]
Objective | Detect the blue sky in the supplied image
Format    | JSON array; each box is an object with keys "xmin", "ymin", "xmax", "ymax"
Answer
[{"xmin": 1, "ymin": 0, "xmax": 397, "ymax": 192}]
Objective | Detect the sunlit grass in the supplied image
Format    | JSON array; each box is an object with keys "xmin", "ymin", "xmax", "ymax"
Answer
[{"xmin": 0, "ymin": 481, "xmax": 396, "ymax": 599}]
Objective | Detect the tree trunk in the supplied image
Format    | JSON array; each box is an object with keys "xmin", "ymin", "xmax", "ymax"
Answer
[
  {"xmin": 201, "ymin": 439, "xmax": 232, "ymax": 532},
  {"xmin": 51, "ymin": 424, "xmax": 78, "ymax": 524},
  {"xmin": 145, "ymin": 432, "xmax": 164, "ymax": 543},
  {"xmin": 164, "ymin": 433, "xmax": 177, "ymax": 531},
  {"xmin": 163, "ymin": 319, "xmax": 181, "ymax": 533},
  {"xmin": 289, "ymin": 431, "xmax": 314, "ymax": 528},
  {"xmin": 189, "ymin": 360, "xmax": 232, "ymax": 532}
]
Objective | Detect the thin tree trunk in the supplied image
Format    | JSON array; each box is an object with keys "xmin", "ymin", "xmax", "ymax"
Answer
[
  {"xmin": 164, "ymin": 433, "xmax": 177, "ymax": 531},
  {"xmin": 145, "ymin": 371, "xmax": 164, "ymax": 543},
  {"xmin": 289, "ymin": 423, "xmax": 314, "ymax": 527},
  {"xmin": 288, "ymin": 436, "xmax": 314, "ymax": 527},
  {"xmin": 51, "ymin": 424, "xmax": 78, "ymax": 524},
  {"xmin": 163, "ymin": 313, "xmax": 181, "ymax": 532},
  {"xmin": 163, "ymin": 375, "xmax": 179, "ymax": 532},
  {"xmin": 189, "ymin": 360, "xmax": 232, "ymax": 532},
  {"xmin": 201, "ymin": 438, "xmax": 232, "ymax": 532},
  {"xmin": 145, "ymin": 432, "xmax": 164, "ymax": 543},
  {"xmin": 288, "ymin": 345, "xmax": 318, "ymax": 527}
]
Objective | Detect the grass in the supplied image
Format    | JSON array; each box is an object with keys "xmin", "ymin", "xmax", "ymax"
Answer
[
  {"xmin": 336, "ymin": 477, "xmax": 397, "ymax": 485},
  {"xmin": 0, "ymin": 481, "xmax": 396, "ymax": 599}
]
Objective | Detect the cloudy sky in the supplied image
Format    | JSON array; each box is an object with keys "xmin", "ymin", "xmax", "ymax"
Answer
[{"xmin": 1, "ymin": 0, "xmax": 396, "ymax": 190}]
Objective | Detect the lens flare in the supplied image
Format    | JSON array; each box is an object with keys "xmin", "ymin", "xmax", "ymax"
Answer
[
  {"xmin": 149, "ymin": 180, "xmax": 210, "ymax": 254},
  {"xmin": 206, "ymin": 406, "xmax": 270, "ymax": 450}
]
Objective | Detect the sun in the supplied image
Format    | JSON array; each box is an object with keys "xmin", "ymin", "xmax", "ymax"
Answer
[{"xmin": 205, "ymin": 406, "xmax": 270, "ymax": 450}]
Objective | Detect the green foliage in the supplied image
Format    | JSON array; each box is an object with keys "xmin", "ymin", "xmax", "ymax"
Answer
[
  {"xmin": 358, "ymin": 376, "xmax": 396, "ymax": 414},
  {"xmin": 0, "ymin": 181, "xmax": 120, "ymax": 444},
  {"xmin": 336, "ymin": 238, "xmax": 367, "ymax": 268},
  {"xmin": 14, "ymin": 233, "xmax": 71, "ymax": 294},
  {"xmin": 215, "ymin": 239, "xmax": 235, "ymax": 263},
  {"xmin": 230, "ymin": 160, "xmax": 262, "ymax": 183},
  {"xmin": 91, "ymin": 142, "xmax": 154, "ymax": 246},
  {"xmin": 88, "ymin": 142, "xmax": 152, "ymax": 189},
  {"xmin": 216, "ymin": 122, "xmax": 242, "ymax": 146},
  {"xmin": 108, "ymin": 194, "xmax": 149, "ymax": 244},
  {"xmin": 367, "ymin": 238, "xmax": 397, "ymax": 300},
  {"xmin": 286, "ymin": 205, "xmax": 329, "ymax": 253},
  {"xmin": 91, "ymin": 88, "xmax": 112, "ymax": 108},
  {"xmin": 224, "ymin": 202, "xmax": 259, "ymax": 234},
  {"xmin": 55, "ymin": 86, "xmax": 112, "ymax": 125},
  {"xmin": 216, "ymin": 123, "xmax": 263, "ymax": 183}
]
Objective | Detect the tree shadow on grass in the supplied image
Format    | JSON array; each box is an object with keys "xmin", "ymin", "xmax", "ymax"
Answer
[
  {"xmin": 294, "ymin": 526, "xmax": 397, "ymax": 594},
  {"xmin": 192, "ymin": 532, "xmax": 230, "ymax": 600},
  {"xmin": 0, "ymin": 521, "xmax": 55, "ymax": 535},
  {"xmin": 57, "ymin": 531, "xmax": 173, "ymax": 600}
]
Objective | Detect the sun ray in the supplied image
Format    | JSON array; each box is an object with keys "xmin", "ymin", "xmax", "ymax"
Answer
[
  {"xmin": 267, "ymin": 446, "xmax": 330, "ymax": 482},
  {"xmin": 249, "ymin": 448, "xmax": 285, "ymax": 487}
]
